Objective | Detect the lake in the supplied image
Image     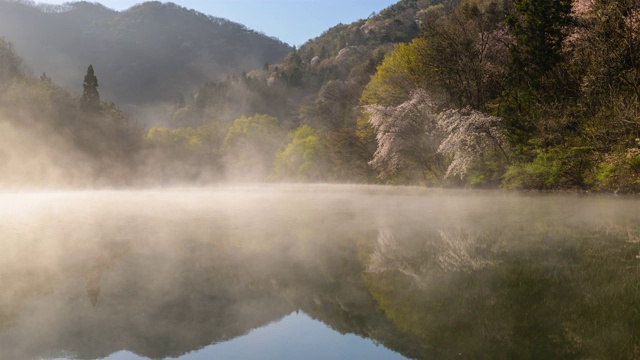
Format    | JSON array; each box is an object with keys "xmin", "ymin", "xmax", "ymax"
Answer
[{"xmin": 1, "ymin": 185, "xmax": 639, "ymax": 359}]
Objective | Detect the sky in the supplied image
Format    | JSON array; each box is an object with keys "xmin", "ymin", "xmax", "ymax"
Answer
[{"xmin": 36, "ymin": 0, "xmax": 399, "ymax": 46}]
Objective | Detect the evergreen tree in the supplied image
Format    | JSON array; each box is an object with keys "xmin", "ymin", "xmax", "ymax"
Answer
[
  {"xmin": 506, "ymin": 0, "xmax": 573, "ymax": 90},
  {"xmin": 80, "ymin": 64, "xmax": 101, "ymax": 113}
]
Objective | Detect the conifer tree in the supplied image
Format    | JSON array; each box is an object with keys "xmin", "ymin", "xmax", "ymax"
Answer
[
  {"xmin": 506, "ymin": 0, "xmax": 573, "ymax": 90},
  {"xmin": 80, "ymin": 64, "xmax": 101, "ymax": 113}
]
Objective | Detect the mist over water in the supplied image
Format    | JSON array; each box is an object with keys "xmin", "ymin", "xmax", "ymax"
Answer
[{"xmin": 1, "ymin": 185, "xmax": 639, "ymax": 359}]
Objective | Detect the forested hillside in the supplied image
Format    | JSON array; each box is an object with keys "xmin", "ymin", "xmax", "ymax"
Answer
[
  {"xmin": 157, "ymin": 0, "xmax": 639, "ymax": 191},
  {"xmin": 0, "ymin": 38, "xmax": 143, "ymax": 186},
  {"xmin": 157, "ymin": 0, "xmax": 445, "ymax": 182},
  {"xmin": 1, "ymin": 0, "xmax": 638, "ymax": 191},
  {"xmin": 0, "ymin": 0, "xmax": 291, "ymax": 107}
]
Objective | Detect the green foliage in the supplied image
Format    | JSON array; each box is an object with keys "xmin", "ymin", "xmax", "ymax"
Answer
[
  {"xmin": 355, "ymin": 0, "xmax": 638, "ymax": 191},
  {"xmin": 271, "ymin": 125, "xmax": 329, "ymax": 181},
  {"xmin": 502, "ymin": 151, "xmax": 563, "ymax": 190},
  {"xmin": 594, "ymin": 144, "xmax": 640, "ymax": 193},
  {"xmin": 142, "ymin": 123, "xmax": 225, "ymax": 182},
  {"xmin": 80, "ymin": 65, "xmax": 102, "ymax": 114},
  {"xmin": 500, "ymin": 0, "xmax": 577, "ymax": 146},
  {"xmin": 223, "ymin": 114, "xmax": 284, "ymax": 180},
  {"xmin": 282, "ymin": 49, "xmax": 304, "ymax": 87},
  {"xmin": 0, "ymin": 42, "xmax": 142, "ymax": 186},
  {"xmin": 506, "ymin": 0, "xmax": 574, "ymax": 89},
  {"xmin": 0, "ymin": 37, "xmax": 24, "ymax": 89},
  {"xmin": 360, "ymin": 39, "xmax": 430, "ymax": 106},
  {"xmin": 2, "ymin": 0, "xmax": 639, "ymax": 190},
  {"xmin": 145, "ymin": 127, "xmax": 201, "ymax": 149},
  {"xmin": 326, "ymin": 128, "xmax": 377, "ymax": 182},
  {"xmin": 502, "ymin": 145, "xmax": 596, "ymax": 190},
  {"xmin": 223, "ymin": 114, "xmax": 279, "ymax": 147}
]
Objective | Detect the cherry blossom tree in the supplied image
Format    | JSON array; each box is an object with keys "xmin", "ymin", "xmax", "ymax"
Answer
[
  {"xmin": 364, "ymin": 89, "xmax": 446, "ymax": 183},
  {"xmin": 437, "ymin": 107, "xmax": 511, "ymax": 179}
]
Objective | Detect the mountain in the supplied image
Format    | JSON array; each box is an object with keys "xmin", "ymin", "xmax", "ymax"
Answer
[
  {"xmin": 167, "ymin": 0, "xmax": 445, "ymax": 182},
  {"xmin": 180, "ymin": 0, "xmax": 440, "ymax": 130},
  {"xmin": 0, "ymin": 0, "xmax": 291, "ymax": 107}
]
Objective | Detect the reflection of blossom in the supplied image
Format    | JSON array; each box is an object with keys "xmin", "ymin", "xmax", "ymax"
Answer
[
  {"xmin": 367, "ymin": 228, "xmax": 500, "ymax": 285},
  {"xmin": 437, "ymin": 230, "xmax": 496, "ymax": 272},
  {"xmin": 367, "ymin": 229, "xmax": 424, "ymax": 281},
  {"xmin": 602, "ymin": 224, "xmax": 640, "ymax": 244}
]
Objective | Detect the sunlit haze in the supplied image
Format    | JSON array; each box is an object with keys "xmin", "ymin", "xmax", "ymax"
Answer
[
  {"xmin": 1, "ymin": 0, "xmax": 640, "ymax": 356},
  {"xmin": 35, "ymin": 0, "xmax": 398, "ymax": 46}
]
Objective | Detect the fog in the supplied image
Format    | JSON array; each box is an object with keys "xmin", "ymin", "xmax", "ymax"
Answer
[
  {"xmin": 0, "ymin": 1, "xmax": 290, "ymax": 109},
  {"xmin": 1, "ymin": 2, "xmax": 639, "ymax": 358},
  {"xmin": 0, "ymin": 1, "xmax": 297, "ymax": 188},
  {"xmin": 0, "ymin": 121, "xmax": 95, "ymax": 188},
  {"xmin": 1, "ymin": 186, "xmax": 639, "ymax": 359}
]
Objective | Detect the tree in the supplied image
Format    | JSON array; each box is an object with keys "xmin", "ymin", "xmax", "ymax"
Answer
[
  {"xmin": 0, "ymin": 37, "xmax": 24, "ymax": 90},
  {"xmin": 420, "ymin": 0, "xmax": 510, "ymax": 110},
  {"xmin": 80, "ymin": 64, "xmax": 101, "ymax": 113},
  {"xmin": 364, "ymin": 89, "xmax": 446, "ymax": 184},
  {"xmin": 437, "ymin": 107, "xmax": 510, "ymax": 180},
  {"xmin": 506, "ymin": 0, "xmax": 574, "ymax": 91},
  {"xmin": 223, "ymin": 114, "xmax": 283, "ymax": 180},
  {"xmin": 301, "ymin": 80, "xmax": 359, "ymax": 131},
  {"xmin": 360, "ymin": 39, "xmax": 431, "ymax": 107},
  {"xmin": 271, "ymin": 125, "xmax": 330, "ymax": 181},
  {"xmin": 571, "ymin": 0, "xmax": 640, "ymax": 146},
  {"xmin": 502, "ymin": 0, "xmax": 575, "ymax": 145}
]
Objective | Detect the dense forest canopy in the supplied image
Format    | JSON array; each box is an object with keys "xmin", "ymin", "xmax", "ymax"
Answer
[{"xmin": 0, "ymin": 0, "xmax": 638, "ymax": 191}]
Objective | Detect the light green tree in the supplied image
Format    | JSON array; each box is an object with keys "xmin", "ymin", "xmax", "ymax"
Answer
[
  {"xmin": 271, "ymin": 125, "xmax": 329, "ymax": 181},
  {"xmin": 223, "ymin": 114, "xmax": 283, "ymax": 180}
]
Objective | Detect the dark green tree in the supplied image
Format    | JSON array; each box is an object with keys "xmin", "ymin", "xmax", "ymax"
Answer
[
  {"xmin": 319, "ymin": 45, "xmax": 328, "ymax": 60},
  {"xmin": 0, "ymin": 37, "xmax": 24, "ymax": 89},
  {"xmin": 502, "ymin": 0, "xmax": 575, "ymax": 144},
  {"xmin": 506, "ymin": 0, "xmax": 573, "ymax": 91},
  {"xmin": 80, "ymin": 64, "xmax": 101, "ymax": 113}
]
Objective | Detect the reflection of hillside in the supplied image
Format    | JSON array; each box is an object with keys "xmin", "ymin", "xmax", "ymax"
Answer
[
  {"xmin": 2, "ymin": 189, "xmax": 640, "ymax": 360},
  {"xmin": 0, "ymin": 230, "xmax": 296, "ymax": 359},
  {"xmin": 0, "ymin": 217, "xmax": 132, "ymax": 336},
  {"xmin": 0, "ymin": 193, "xmax": 284, "ymax": 359},
  {"xmin": 0, "ymin": 188, "xmax": 422, "ymax": 360},
  {"xmin": 362, "ymin": 224, "xmax": 640, "ymax": 359},
  {"xmin": 263, "ymin": 228, "xmax": 427, "ymax": 360}
]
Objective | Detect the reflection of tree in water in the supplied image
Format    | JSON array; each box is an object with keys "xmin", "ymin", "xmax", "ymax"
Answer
[
  {"xmin": 0, "ymin": 196, "xmax": 423, "ymax": 360},
  {"xmin": 0, "ymin": 223, "xmax": 132, "ymax": 335},
  {"xmin": 363, "ymin": 223, "xmax": 640, "ymax": 359},
  {"xmin": 2, "ymin": 190, "xmax": 640, "ymax": 360},
  {"xmin": 85, "ymin": 268, "xmax": 103, "ymax": 308},
  {"xmin": 367, "ymin": 228, "xmax": 501, "ymax": 284}
]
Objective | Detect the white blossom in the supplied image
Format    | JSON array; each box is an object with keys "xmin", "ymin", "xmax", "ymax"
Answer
[
  {"xmin": 437, "ymin": 107, "xmax": 510, "ymax": 179},
  {"xmin": 364, "ymin": 89, "xmax": 445, "ymax": 182}
]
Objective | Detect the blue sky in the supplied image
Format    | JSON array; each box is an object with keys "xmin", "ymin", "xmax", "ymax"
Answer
[
  {"xmin": 99, "ymin": 312, "xmax": 407, "ymax": 360},
  {"xmin": 37, "ymin": 0, "xmax": 399, "ymax": 46}
]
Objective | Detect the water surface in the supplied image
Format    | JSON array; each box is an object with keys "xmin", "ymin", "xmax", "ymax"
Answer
[{"xmin": 1, "ymin": 185, "xmax": 639, "ymax": 359}]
